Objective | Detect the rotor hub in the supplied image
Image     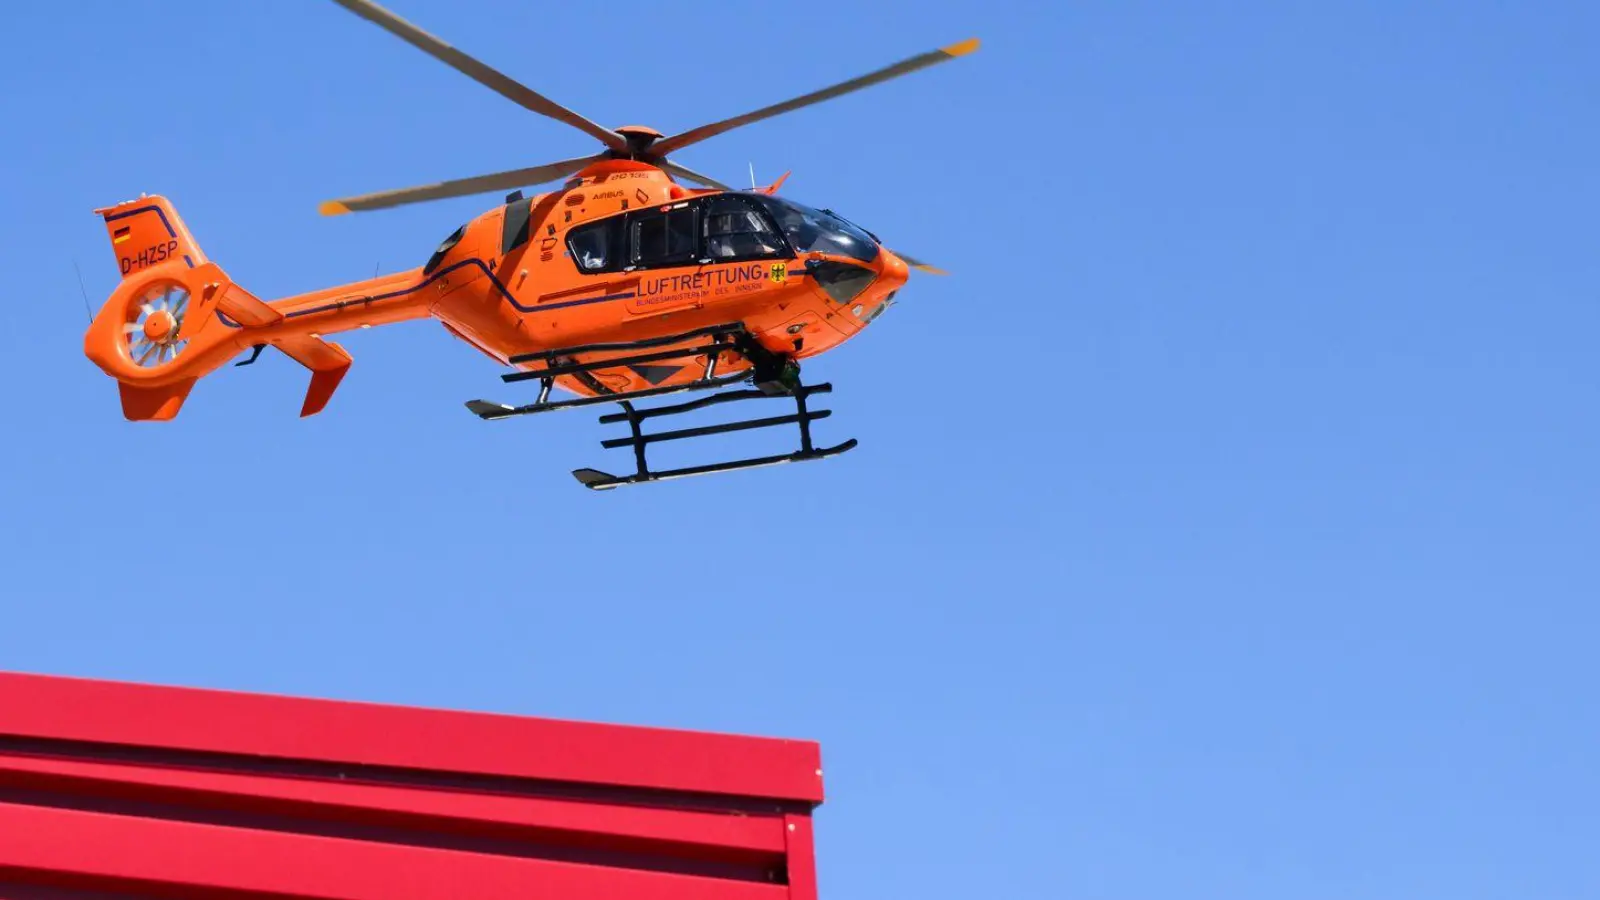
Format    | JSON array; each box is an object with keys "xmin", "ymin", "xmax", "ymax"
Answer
[
  {"xmin": 143, "ymin": 309, "xmax": 176, "ymax": 342},
  {"xmin": 124, "ymin": 283, "xmax": 191, "ymax": 368},
  {"xmin": 613, "ymin": 125, "xmax": 665, "ymax": 157}
]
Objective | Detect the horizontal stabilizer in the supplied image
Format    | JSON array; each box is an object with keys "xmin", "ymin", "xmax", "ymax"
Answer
[
  {"xmin": 216, "ymin": 283, "xmax": 284, "ymax": 328},
  {"xmin": 177, "ymin": 263, "xmax": 283, "ymax": 328},
  {"xmin": 276, "ymin": 335, "xmax": 353, "ymax": 417}
]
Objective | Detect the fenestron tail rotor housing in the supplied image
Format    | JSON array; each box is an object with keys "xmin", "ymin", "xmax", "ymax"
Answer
[{"xmin": 122, "ymin": 281, "xmax": 190, "ymax": 368}]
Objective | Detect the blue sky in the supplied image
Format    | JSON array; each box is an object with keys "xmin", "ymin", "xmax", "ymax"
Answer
[{"xmin": 3, "ymin": 1, "xmax": 1598, "ymax": 897}]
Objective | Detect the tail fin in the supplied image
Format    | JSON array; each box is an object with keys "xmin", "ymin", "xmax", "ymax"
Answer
[
  {"xmin": 275, "ymin": 334, "xmax": 354, "ymax": 418},
  {"xmin": 118, "ymin": 378, "xmax": 199, "ymax": 422},
  {"xmin": 95, "ymin": 195, "xmax": 207, "ymax": 280},
  {"xmin": 84, "ymin": 195, "xmax": 358, "ymax": 422}
]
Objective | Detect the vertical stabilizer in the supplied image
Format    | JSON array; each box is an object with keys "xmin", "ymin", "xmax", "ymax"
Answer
[{"xmin": 95, "ymin": 195, "xmax": 207, "ymax": 280}]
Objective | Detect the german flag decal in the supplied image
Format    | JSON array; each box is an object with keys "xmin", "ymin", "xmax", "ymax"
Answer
[{"xmin": 112, "ymin": 226, "xmax": 132, "ymax": 245}]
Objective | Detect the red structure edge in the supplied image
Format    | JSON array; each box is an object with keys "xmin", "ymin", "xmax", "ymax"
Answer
[{"xmin": 0, "ymin": 672, "xmax": 824, "ymax": 900}]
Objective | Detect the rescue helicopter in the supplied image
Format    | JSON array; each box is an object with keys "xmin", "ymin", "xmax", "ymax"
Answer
[{"xmin": 83, "ymin": 0, "xmax": 977, "ymax": 489}]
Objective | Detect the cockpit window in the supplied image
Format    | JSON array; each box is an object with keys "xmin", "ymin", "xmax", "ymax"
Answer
[
  {"xmin": 703, "ymin": 196, "xmax": 785, "ymax": 261},
  {"xmin": 424, "ymin": 224, "xmax": 466, "ymax": 275},
  {"xmin": 567, "ymin": 216, "xmax": 625, "ymax": 273},
  {"xmin": 565, "ymin": 193, "xmax": 877, "ymax": 275},
  {"xmin": 631, "ymin": 204, "xmax": 699, "ymax": 267},
  {"xmin": 750, "ymin": 195, "xmax": 879, "ymax": 264}
]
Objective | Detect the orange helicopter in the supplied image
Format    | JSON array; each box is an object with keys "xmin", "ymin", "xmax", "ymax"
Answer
[{"xmin": 83, "ymin": 0, "xmax": 976, "ymax": 489}]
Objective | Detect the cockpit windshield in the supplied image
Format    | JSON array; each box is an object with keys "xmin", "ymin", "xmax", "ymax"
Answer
[{"xmin": 748, "ymin": 195, "xmax": 880, "ymax": 264}]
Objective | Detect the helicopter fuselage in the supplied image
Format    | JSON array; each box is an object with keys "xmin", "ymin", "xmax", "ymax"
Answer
[
  {"xmin": 82, "ymin": 160, "xmax": 907, "ymax": 417},
  {"xmin": 410, "ymin": 159, "xmax": 908, "ymax": 398}
]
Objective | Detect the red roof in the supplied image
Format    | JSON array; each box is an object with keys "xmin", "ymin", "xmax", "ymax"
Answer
[{"xmin": 0, "ymin": 671, "xmax": 824, "ymax": 899}]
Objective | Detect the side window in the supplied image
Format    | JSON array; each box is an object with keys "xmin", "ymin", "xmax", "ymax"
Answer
[
  {"xmin": 630, "ymin": 205, "xmax": 699, "ymax": 268},
  {"xmin": 567, "ymin": 216, "xmax": 625, "ymax": 273},
  {"xmin": 704, "ymin": 196, "xmax": 786, "ymax": 261},
  {"xmin": 566, "ymin": 198, "xmax": 786, "ymax": 275},
  {"xmin": 424, "ymin": 224, "xmax": 466, "ymax": 275}
]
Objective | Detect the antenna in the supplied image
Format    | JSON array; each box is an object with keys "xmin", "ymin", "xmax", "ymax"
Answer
[
  {"xmin": 72, "ymin": 259, "xmax": 93, "ymax": 323},
  {"xmin": 749, "ymin": 162, "xmax": 756, "ymax": 190}
]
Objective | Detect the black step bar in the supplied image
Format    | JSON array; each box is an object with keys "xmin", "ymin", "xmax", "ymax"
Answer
[{"xmin": 467, "ymin": 322, "xmax": 771, "ymax": 419}]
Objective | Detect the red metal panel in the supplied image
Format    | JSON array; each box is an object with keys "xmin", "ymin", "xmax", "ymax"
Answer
[
  {"xmin": 0, "ymin": 802, "xmax": 785, "ymax": 899},
  {"xmin": 0, "ymin": 673, "xmax": 825, "ymax": 899},
  {"xmin": 0, "ymin": 753, "xmax": 787, "ymax": 861},
  {"xmin": 0, "ymin": 673, "xmax": 822, "ymax": 802},
  {"xmin": 784, "ymin": 814, "xmax": 821, "ymax": 900}
]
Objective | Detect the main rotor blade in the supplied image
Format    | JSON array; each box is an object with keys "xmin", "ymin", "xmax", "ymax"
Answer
[
  {"xmin": 892, "ymin": 250, "xmax": 948, "ymax": 276},
  {"xmin": 329, "ymin": 0, "xmax": 626, "ymax": 151},
  {"xmin": 320, "ymin": 153, "xmax": 606, "ymax": 215},
  {"xmin": 658, "ymin": 160, "xmax": 733, "ymax": 191},
  {"xmin": 651, "ymin": 38, "xmax": 980, "ymax": 157}
]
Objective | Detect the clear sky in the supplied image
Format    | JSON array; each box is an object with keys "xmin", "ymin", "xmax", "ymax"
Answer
[{"xmin": 3, "ymin": 1, "xmax": 1598, "ymax": 897}]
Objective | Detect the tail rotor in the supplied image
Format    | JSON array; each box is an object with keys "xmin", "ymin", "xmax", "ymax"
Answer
[{"xmin": 122, "ymin": 281, "xmax": 191, "ymax": 368}]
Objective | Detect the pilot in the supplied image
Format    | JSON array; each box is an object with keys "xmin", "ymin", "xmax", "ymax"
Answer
[
  {"xmin": 573, "ymin": 230, "xmax": 611, "ymax": 271},
  {"xmin": 706, "ymin": 207, "xmax": 781, "ymax": 259}
]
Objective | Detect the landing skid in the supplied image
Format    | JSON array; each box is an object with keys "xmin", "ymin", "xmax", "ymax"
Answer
[
  {"xmin": 573, "ymin": 384, "xmax": 857, "ymax": 490},
  {"xmin": 466, "ymin": 323, "xmax": 858, "ymax": 489}
]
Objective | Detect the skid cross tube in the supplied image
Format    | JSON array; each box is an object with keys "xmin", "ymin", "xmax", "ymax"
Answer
[
  {"xmin": 600, "ymin": 411, "xmax": 832, "ymax": 450},
  {"xmin": 598, "ymin": 388, "xmax": 785, "ymax": 424},
  {"xmin": 572, "ymin": 383, "xmax": 855, "ymax": 491}
]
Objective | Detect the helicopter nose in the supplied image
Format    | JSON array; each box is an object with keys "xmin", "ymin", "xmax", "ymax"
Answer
[
  {"xmin": 839, "ymin": 247, "xmax": 908, "ymax": 325},
  {"xmin": 877, "ymin": 247, "xmax": 910, "ymax": 289}
]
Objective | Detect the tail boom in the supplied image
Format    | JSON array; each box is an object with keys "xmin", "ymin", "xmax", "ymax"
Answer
[{"xmin": 85, "ymin": 196, "xmax": 432, "ymax": 420}]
